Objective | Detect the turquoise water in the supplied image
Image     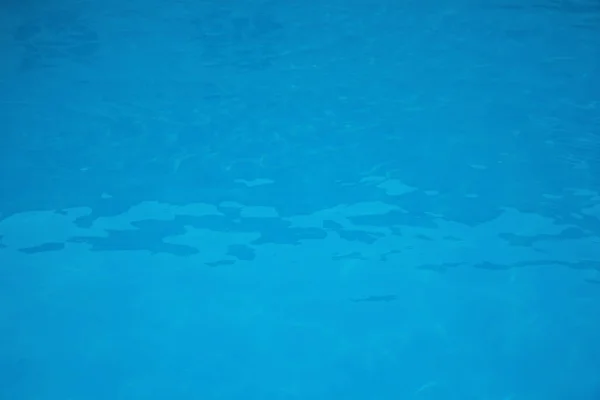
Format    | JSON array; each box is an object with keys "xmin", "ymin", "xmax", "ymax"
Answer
[{"xmin": 1, "ymin": 0, "xmax": 599, "ymax": 399}]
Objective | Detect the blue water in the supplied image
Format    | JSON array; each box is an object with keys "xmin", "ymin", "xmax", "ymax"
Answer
[{"xmin": 1, "ymin": 0, "xmax": 599, "ymax": 399}]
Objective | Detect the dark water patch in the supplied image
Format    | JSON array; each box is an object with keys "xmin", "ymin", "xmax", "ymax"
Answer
[
  {"xmin": 226, "ymin": 244, "xmax": 255, "ymax": 261},
  {"xmin": 500, "ymin": 227, "xmax": 590, "ymax": 247},
  {"xmin": 19, "ymin": 242, "xmax": 65, "ymax": 254},
  {"xmin": 69, "ymin": 228, "xmax": 198, "ymax": 256},
  {"xmin": 205, "ymin": 259, "xmax": 236, "ymax": 267}
]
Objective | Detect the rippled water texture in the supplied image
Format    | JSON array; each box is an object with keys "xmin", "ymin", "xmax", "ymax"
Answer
[{"xmin": 1, "ymin": 0, "xmax": 599, "ymax": 399}]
